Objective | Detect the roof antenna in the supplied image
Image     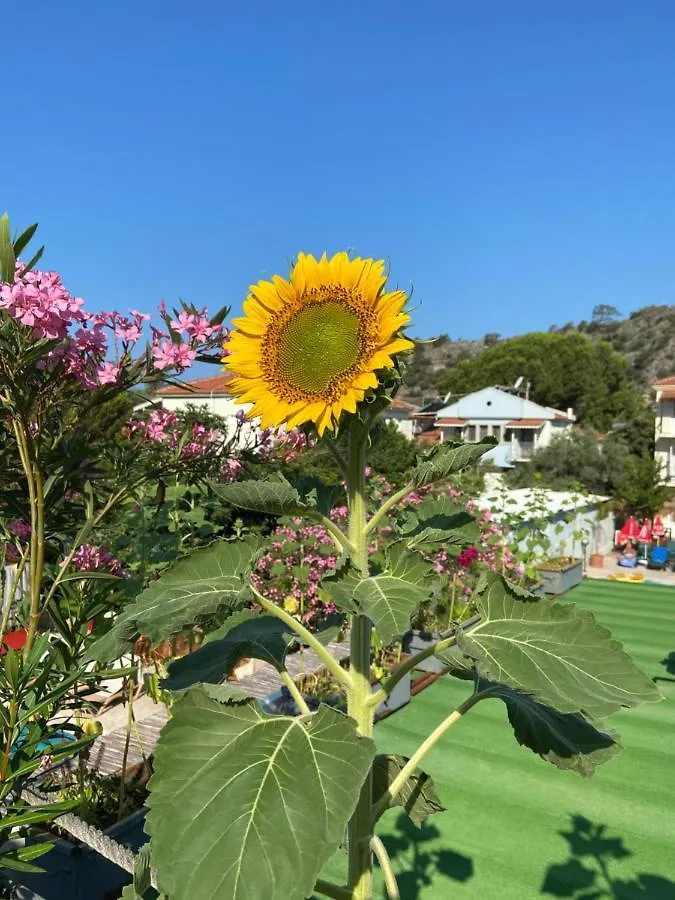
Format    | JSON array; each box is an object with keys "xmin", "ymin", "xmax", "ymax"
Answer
[{"xmin": 443, "ymin": 391, "xmax": 452, "ymax": 403}]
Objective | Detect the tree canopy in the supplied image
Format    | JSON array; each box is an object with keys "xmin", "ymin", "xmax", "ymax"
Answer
[{"xmin": 437, "ymin": 332, "xmax": 642, "ymax": 430}]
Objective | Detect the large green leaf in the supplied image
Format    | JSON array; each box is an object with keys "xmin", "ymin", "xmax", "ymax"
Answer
[
  {"xmin": 85, "ymin": 539, "xmax": 262, "ymax": 663},
  {"xmin": 372, "ymin": 754, "xmax": 445, "ymax": 827},
  {"xmin": 399, "ymin": 494, "xmax": 479, "ymax": 552},
  {"xmin": 210, "ymin": 474, "xmax": 340, "ymax": 518},
  {"xmin": 438, "ymin": 575, "xmax": 661, "ymax": 719},
  {"xmin": 480, "ymin": 682, "xmax": 621, "ymax": 775},
  {"xmin": 410, "ymin": 439, "xmax": 496, "ymax": 488},
  {"xmin": 210, "ymin": 477, "xmax": 302, "ymax": 515},
  {"xmin": 323, "ymin": 546, "xmax": 437, "ymax": 642},
  {"xmin": 163, "ymin": 610, "xmax": 293, "ymax": 692},
  {"xmin": 146, "ymin": 689, "xmax": 375, "ymax": 900}
]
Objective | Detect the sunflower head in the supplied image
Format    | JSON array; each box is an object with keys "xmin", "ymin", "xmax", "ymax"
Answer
[{"xmin": 224, "ymin": 252, "xmax": 414, "ymax": 435}]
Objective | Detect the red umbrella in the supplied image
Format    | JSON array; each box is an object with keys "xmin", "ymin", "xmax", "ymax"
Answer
[
  {"xmin": 653, "ymin": 514, "xmax": 666, "ymax": 537},
  {"xmin": 618, "ymin": 516, "xmax": 640, "ymax": 543},
  {"xmin": 637, "ymin": 520, "xmax": 653, "ymax": 543}
]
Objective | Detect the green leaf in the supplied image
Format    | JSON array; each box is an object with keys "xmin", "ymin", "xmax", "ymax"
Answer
[
  {"xmin": 372, "ymin": 754, "xmax": 445, "ymax": 827},
  {"xmin": 410, "ymin": 439, "xmax": 496, "ymax": 488},
  {"xmin": 209, "ymin": 477, "xmax": 302, "ymax": 515},
  {"xmin": 439, "ymin": 574, "xmax": 661, "ymax": 719},
  {"xmin": 481, "ymin": 682, "xmax": 621, "ymax": 776},
  {"xmin": 0, "ymin": 212, "xmax": 15, "ymax": 283},
  {"xmin": 291, "ymin": 475, "xmax": 341, "ymax": 516},
  {"xmin": 399, "ymin": 495, "xmax": 479, "ymax": 552},
  {"xmin": 85, "ymin": 539, "xmax": 262, "ymax": 663},
  {"xmin": 163, "ymin": 610, "xmax": 293, "ymax": 692},
  {"xmin": 146, "ymin": 689, "xmax": 375, "ymax": 900},
  {"xmin": 12, "ymin": 222, "xmax": 38, "ymax": 257},
  {"xmin": 323, "ymin": 546, "xmax": 437, "ymax": 642}
]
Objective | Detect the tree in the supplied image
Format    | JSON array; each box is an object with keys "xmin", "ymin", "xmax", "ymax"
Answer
[
  {"xmin": 505, "ymin": 429, "xmax": 631, "ymax": 495},
  {"xmin": 616, "ymin": 453, "xmax": 673, "ymax": 517},
  {"xmin": 437, "ymin": 332, "xmax": 642, "ymax": 431},
  {"xmin": 591, "ymin": 304, "xmax": 622, "ymax": 326}
]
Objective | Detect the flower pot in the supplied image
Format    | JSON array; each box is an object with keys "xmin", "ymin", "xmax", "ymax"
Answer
[
  {"xmin": 403, "ymin": 630, "xmax": 445, "ymax": 674},
  {"xmin": 589, "ymin": 553, "xmax": 604, "ymax": 568},
  {"xmin": 4, "ymin": 809, "xmax": 147, "ymax": 900},
  {"xmin": 535, "ymin": 558, "xmax": 583, "ymax": 595}
]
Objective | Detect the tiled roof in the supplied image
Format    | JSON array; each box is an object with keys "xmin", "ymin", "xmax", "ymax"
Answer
[
  {"xmin": 506, "ymin": 418, "xmax": 545, "ymax": 427},
  {"xmin": 651, "ymin": 375, "xmax": 675, "ymax": 386},
  {"xmin": 388, "ymin": 398, "xmax": 419, "ymax": 412},
  {"xmin": 153, "ymin": 374, "xmax": 235, "ymax": 397},
  {"xmin": 437, "ymin": 417, "xmax": 466, "ymax": 426},
  {"xmin": 659, "ymin": 389, "xmax": 675, "ymax": 400}
]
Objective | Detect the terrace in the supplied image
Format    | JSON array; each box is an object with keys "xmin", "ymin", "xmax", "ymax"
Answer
[{"xmin": 318, "ymin": 580, "xmax": 675, "ymax": 898}]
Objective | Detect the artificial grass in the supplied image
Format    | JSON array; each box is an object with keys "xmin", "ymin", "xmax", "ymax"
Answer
[{"xmin": 321, "ymin": 580, "xmax": 675, "ymax": 899}]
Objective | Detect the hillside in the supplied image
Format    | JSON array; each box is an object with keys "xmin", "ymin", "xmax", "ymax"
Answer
[{"xmin": 400, "ymin": 304, "xmax": 675, "ymax": 403}]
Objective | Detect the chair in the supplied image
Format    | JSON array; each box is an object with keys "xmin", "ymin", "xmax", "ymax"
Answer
[
  {"xmin": 648, "ymin": 546, "xmax": 670, "ymax": 571},
  {"xmin": 617, "ymin": 554, "xmax": 638, "ymax": 569}
]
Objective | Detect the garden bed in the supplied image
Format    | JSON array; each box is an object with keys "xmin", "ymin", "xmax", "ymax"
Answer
[{"xmin": 535, "ymin": 557, "xmax": 583, "ymax": 594}]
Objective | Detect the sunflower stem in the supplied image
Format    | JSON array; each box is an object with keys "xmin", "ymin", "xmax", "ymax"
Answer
[{"xmin": 346, "ymin": 419, "xmax": 375, "ymax": 900}]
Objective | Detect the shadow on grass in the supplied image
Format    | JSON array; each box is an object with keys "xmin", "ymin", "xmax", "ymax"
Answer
[
  {"xmin": 381, "ymin": 812, "xmax": 473, "ymax": 898},
  {"xmin": 541, "ymin": 814, "xmax": 675, "ymax": 898},
  {"xmin": 653, "ymin": 651, "xmax": 675, "ymax": 684}
]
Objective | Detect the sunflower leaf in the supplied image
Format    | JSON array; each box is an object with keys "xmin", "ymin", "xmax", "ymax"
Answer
[
  {"xmin": 163, "ymin": 610, "xmax": 294, "ymax": 692},
  {"xmin": 438, "ymin": 573, "xmax": 661, "ymax": 718},
  {"xmin": 146, "ymin": 689, "xmax": 375, "ymax": 900},
  {"xmin": 85, "ymin": 539, "xmax": 262, "ymax": 662},
  {"xmin": 480, "ymin": 681, "xmax": 621, "ymax": 776},
  {"xmin": 410, "ymin": 439, "xmax": 496, "ymax": 488},
  {"xmin": 399, "ymin": 494, "xmax": 479, "ymax": 552},
  {"xmin": 323, "ymin": 545, "xmax": 438, "ymax": 642},
  {"xmin": 209, "ymin": 476, "xmax": 303, "ymax": 516},
  {"xmin": 372, "ymin": 754, "xmax": 446, "ymax": 827}
]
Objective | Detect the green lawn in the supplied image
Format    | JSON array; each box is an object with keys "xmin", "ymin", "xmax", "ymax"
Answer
[{"xmin": 324, "ymin": 580, "xmax": 675, "ymax": 899}]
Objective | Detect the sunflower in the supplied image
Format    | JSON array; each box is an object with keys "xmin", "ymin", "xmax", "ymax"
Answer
[{"xmin": 224, "ymin": 252, "xmax": 414, "ymax": 435}]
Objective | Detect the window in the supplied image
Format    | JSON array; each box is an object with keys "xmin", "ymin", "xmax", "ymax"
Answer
[
  {"xmin": 466, "ymin": 425, "xmax": 476, "ymax": 442},
  {"xmin": 479, "ymin": 424, "xmax": 489, "ymax": 440},
  {"xmin": 504, "ymin": 429, "xmax": 513, "ymax": 441}
]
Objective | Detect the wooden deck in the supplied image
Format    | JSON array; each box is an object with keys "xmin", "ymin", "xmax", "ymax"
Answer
[{"xmin": 90, "ymin": 639, "xmax": 351, "ymax": 776}]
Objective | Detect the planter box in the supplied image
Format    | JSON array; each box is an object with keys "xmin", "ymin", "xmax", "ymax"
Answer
[
  {"xmin": 260, "ymin": 671, "xmax": 411, "ymax": 721},
  {"xmin": 5, "ymin": 809, "xmax": 147, "ymax": 900},
  {"xmin": 404, "ymin": 630, "xmax": 445, "ymax": 674},
  {"xmin": 535, "ymin": 559, "xmax": 583, "ymax": 595}
]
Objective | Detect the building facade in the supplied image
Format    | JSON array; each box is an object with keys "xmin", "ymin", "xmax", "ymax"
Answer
[
  {"xmin": 652, "ymin": 375, "xmax": 675, "ymax": 485},
  {"xmin": 430, "ymin": 387, "xmax": 575, "ymax": 462}
]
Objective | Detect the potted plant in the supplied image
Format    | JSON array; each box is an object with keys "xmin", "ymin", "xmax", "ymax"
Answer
[{"xmin": 535, "ymin": 555, "xmax": 584, "ymax": 594}]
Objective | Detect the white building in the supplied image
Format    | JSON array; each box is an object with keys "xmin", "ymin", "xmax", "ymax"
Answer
[
  {"xmin": 146, "ymin": 374, "xmax": 258, "ymax": 447},
  {"xmin": 652, "ymin": 375, "xmax": 675, "ymax": 485},
  {"xmin": 479, "ymin": 487, "xmax": 614, "ymax": 558},
  {"xmin": 143, "ymin": 375, "xmax": 418, "ymax": 443},
  {"xmin": 431, "ymin": 387, "xmax": 575, "ymax": 462},
  {"xmin": 382, "ymin": 398, "xmax": 418, "ymax": 440}
]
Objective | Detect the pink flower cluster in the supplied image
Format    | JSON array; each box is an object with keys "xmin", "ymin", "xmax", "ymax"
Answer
[
  {"xmin": 126, "ymin": 408, "xmax": 240, "ymax": 471},
  {"xmin": 457, "ymin": 546, "xmax": 479, "ymax": 568},
  {"xmin": 0, "ymin": 264, "xmax": 221, "ymax": 388},
  {"xmin": 252, "ymin": 520, "xmax": 341, "ymax": 628},
  {"xmin": 71, "ymin": 544, "xmax": 124, "ymax": 577},
  {"xmin": 0, "ymin": 268, "xmax": 84, "ymax": 339}
]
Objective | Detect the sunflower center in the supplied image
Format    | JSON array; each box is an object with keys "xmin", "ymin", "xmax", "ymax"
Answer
[{"xmin": 276, "ymin": 301, "xmax": 362, "ymax": 394}]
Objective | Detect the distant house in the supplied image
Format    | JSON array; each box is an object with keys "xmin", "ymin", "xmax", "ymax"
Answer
[
  {"xmin": 143, "ymin": 374, "xmax": 257, "ymax": 446},
  {"xmin": 430, "ymin": 387, "xmax": 575, "ymax": 462},
  {"xmin": 382, "ymin": 398, "xmax": 418, "ymax": 440},
  {"xmin": 652, "ymin": 375, "xmax": 675, "ymax": 485},
  {"xmin": 143, "ymin": 375, "xmax": 418, "ymax": 443}
]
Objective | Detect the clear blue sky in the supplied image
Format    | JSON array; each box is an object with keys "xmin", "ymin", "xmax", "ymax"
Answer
[{"xmin": 4, "ymin": 1, "xmax": 675, "ymax": 341}]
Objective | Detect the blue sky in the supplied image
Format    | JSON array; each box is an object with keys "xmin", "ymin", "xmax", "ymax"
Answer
[{"xmin": 3, "ymin": 1, "xmax": 675, "ymax": 341}]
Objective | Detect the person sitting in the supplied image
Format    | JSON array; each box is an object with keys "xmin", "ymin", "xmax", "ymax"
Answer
[{"xmin": 618, "ymin": 544, "xmax": 638, "ymax": 568}]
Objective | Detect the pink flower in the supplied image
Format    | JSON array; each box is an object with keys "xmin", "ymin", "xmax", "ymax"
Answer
[
  {"xmin": 8, "ymin": 519, "xmax": 31, "ymax": 539},
  {"xmin": 0, "ymin": 267, "xmax": 85, "ymax": 340},
  {"xmin": 151, "ymin": 340, "xmax": 196, "ymax": 373},
  {"xmin": 97, "ymin": 361, "xmax": 121, "ymax": 385},
  {"xmin": 71, "ymin": 543, "xmax": 124, "ymax": 577},
  {"xmin": 457, "ymin": 546, "xmax": 479, "ymax": 568}
]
